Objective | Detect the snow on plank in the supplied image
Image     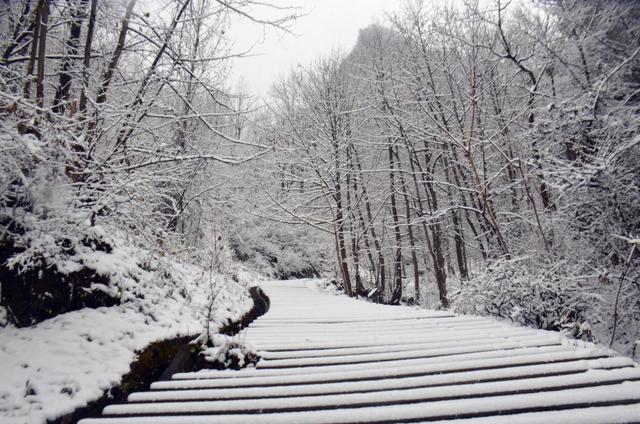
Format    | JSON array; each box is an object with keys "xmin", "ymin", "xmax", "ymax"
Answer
[
  {"xmin": 79, "ymin": 383, "xmax": 640, "ymax": 423},
  {"xmin": 245, "ymin": 319, "xmax": 501, "ymax": 335},
  {"xmin": 256, "ymin": 337, "xmax": 561, "ymax": 368},
  {"xmin": 169, "ymin": 345, "xmax": 571, "ymax": 381},
  {"xmin": 258, "ymin": 333, "xmax": 562, "ymax": 359},
  {"xmin": 246, "ymin": 327, "xmax": 547, "ymax": 350},
  {"xmin": 128, "ymin": 358, "xmax": 634, "ymax": 402},
  {"xmin": 250, "ymin": 328, "xmax": 547, "ymax": 352},
  {"xmin": 248, "ymin": 314, "xmax": 482, "ymax": 327},
  {"xmin": 80, "ymin": 279, "xmax": 640, "ymax": 424},
  {"xmin": 244, "ymin": 323, "xmax": 514, "ymax": 339},
  {"xmin": 155, "ymin": 349, "xmax": 608, "ymax": 390},
  {"xmin": 105, "ymin": 369, "xmax": 640, "ymax": 416}
]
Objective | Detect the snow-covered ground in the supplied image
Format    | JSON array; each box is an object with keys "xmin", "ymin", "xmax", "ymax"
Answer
[{"xmin": 0, "ymin": 252, "xmax": 256, "ymax": 424}]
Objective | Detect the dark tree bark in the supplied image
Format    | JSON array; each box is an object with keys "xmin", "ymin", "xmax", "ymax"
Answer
[
  {"xmin": 334, "ymin": 159, "xmax": 353, "ymax": 297},
  {"xmin": 404, "ymin": 137, "xmax": 449, "ymax": 308},
  {"xmin": 23, "ymin": 0, "xmax": 43, "ymax": 100},
  {"xmin": 53, "ymin": 0, "xmax": 88, "ymax": 115},
  {"xmin": 388, "ymin": 141, "xmax": 403, "ymax": 305},
  {"xmin": 2, "ymin": 0, "xmax": 34, "ymax": 65},
  {"xmin": 34, "ymin": 0, "xmax": 49, "ymax": 110},
  {"xmin": 330, "ymin": 91, "xmax": 353, "ymax": 297},
  {"xmin": 398, "ymin": 154, "xmax": 420, "ymax": 303},
  {"xmin": 354, "ymin": 149, "xmax": 385, "ymax": 301},
  {"xmin": 113, "ymin": 0, "xmax": 192, "ymax": 161},
  {"xmin": 78, "ymin": 0, "xmax": 97, "ymax": 118},
  {"xmin": 346, "ymin": 146, "xmax": 365, "ymax": 296},
  {"xmin": 95, "ymin": 0, "xmax": 137, "ymax": 106}
]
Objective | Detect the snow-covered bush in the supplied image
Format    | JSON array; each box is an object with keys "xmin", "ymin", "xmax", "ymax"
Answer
[
  {"xmin": 199, "ymin": 334, "xmax": 260, "ymax": 370},
  {"xmin": 452, "ymin": 258, "xmax": 597, "ymax": 341},
  {"xmin": 308, "ymin": 278, "xmax": 344, "ymax": 295}
]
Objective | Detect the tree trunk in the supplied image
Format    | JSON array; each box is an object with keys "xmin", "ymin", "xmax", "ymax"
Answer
[
  {"xmin": 406, "ymin": 142, "xmax": 449, "ymax": 308},
  {"xmin": 355, "ymin": 151, "xmax": 385, "ymax": 301},
  {"xmin": 53, "ymin": 0, "xmax": 87, "ymax": 114},
  {"xmin": 78, "ymin": 0, "xmax": 97, "ymax": 118},
  {"xmin": 388, "ymin": 142, "xmax": 403, "ymax": 305},
  {"xmin": 333, "ymin": 122, "xmax": 353, "ymax": 296},
  {"xmin": 2, "ymin": 0, "xmax": 33, "ymax": 64},
  {"xmin": 334, "ymin": 214, "xmax": 353, "ymax": 298},
  {"xmin": 423, "ymin": 163, "xmax": 449, "ymax": 308},
  {"xmin": 398, "ymin": 158, "xmax": 420, "ymax": 303},
  {"xmin": 34, "ymin": 0, "xmax": 49, "ymax": 110},
  {"xmin": 346, "ymin": 147, "xmax": 365, "ymax": 296},
  {"xmin": 23, "ymin": 0, "xmax": 43, "ymax": 100},
  {"xmin": 95, "ymin": 0, "xmax": 137, "ymax": 106},
  {"xmin": 441, "ymin": 157, "xmax": 469, "ymax": 280},
  {"xmin": 466, "ymin": 63, "xmax": 510, "ymax": 258},
  {"xmin": 113, "ymin": 0, "xmax": 192, "ymax": 162}
]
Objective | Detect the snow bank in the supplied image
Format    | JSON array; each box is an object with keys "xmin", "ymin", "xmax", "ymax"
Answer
[{"xmin": 0, "ymin": 245, "xmax": 253, "ymax": 424}]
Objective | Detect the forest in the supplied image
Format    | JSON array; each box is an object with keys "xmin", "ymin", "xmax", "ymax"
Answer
[
  {"xmin": 255, "ymin": 0, "xmax": 640, "ymax": 355},
  {"xmin": 0, "ymin": 1, "xmax": 639, "ymax": 419}
]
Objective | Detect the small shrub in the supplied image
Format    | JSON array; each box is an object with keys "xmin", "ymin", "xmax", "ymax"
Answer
[{"xmin": 199, "ymin": 335, "xmax": 260, "ymax": 370}]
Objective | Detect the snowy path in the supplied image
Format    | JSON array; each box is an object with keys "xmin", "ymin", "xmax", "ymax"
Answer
[{"xmin": 79, "ymin": 279, "xmax": 640, "ymax": 423}]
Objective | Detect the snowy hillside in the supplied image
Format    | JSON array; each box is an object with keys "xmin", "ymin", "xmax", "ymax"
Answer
[{"xmin": 0, "ymin": 250, "xmax": 255, "ymax": 423}]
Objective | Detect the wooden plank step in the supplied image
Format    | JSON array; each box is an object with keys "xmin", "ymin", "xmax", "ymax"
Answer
[
  {"xmin": 104, "ymin": 370, "xmax": 640, "ymax": 416},
  {"xmin": 246, "ymin": 316, "xmax": 490, "ymax": 329},
  {"xmin": 251, "ymin": 328, "xmax": 544, "ymax": 351},
  {"xmin": 244, "ymin": 323, "xmax": 513, "ymax": 338},
  {"xmin": 170, "ymin": 345, "xmax": 570, "ymax": 380},
  {"xmin": 247, "ymin": 328, "xmax": 545, "ymax": 350},
  {"xmin": 258, "ymin": 333, "xmax": 562, "ymax": 359},
  {"xmin": 256, "ymin": 337, "xmax": 562, "ymax": 369},
  {"xmin": 155, "ymin": 350, "xmax": 610, "ymax": 389},
  {"xmin": 127, "ymin": 358, "xmax": 633, "ymax": 402},
  {"xmin": 79, "ymin": 382, "xmax": 640, "ymax": 423}
]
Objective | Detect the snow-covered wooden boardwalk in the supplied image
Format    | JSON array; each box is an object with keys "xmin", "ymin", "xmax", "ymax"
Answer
[{"xmin": 80, "ymin": 280, "xmax": 640, "ymax": 423}]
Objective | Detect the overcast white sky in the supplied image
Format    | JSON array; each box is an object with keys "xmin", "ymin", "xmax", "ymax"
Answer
[{"xmin": 227, "ymin": 0, "xmax": 395, "ymax": 98}]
